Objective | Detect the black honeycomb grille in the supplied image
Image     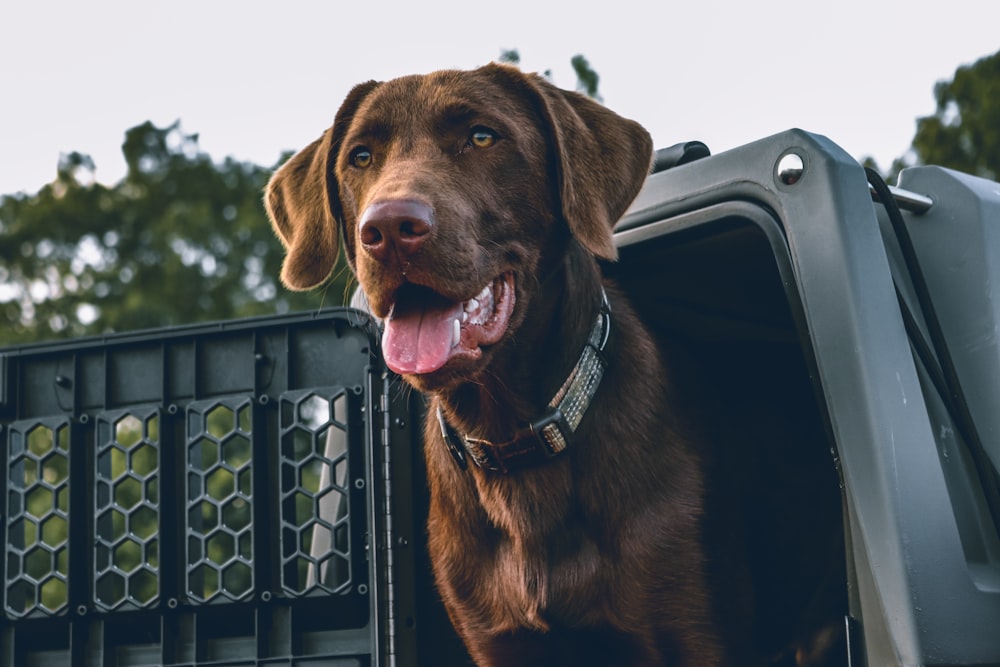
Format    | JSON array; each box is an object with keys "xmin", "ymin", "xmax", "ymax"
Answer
[
  {"xmin": 280, "ymin": 388, "xmax": 355, "ymax": 597},
  {"xmin": 4, "ymin": 418, "xmax": 71, "ymax": 618},
  {"xmin": 94, "ymin": 407, "xmax": 163, "ymax": 611},
  {"xmin": 185, "ymin": 397, "xmax": 255, "ymax": 604}
]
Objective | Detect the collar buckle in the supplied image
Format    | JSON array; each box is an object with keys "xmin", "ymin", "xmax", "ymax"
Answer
[
  {"xmin": 529, "ymin": 406, "xmax": 573, "ymax": 457},
  {"xmin": 460, "ymin": 408, "xmax": 570, "ymax": 474}
]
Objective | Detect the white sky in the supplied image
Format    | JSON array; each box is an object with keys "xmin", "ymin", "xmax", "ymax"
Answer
[{"xmin": 1, "ymin": 1, "xmax": 998, "ymax": 196}]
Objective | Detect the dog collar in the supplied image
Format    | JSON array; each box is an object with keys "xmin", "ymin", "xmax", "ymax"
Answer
[{"xmin": 437, "ymin": 288, "xmax": 612, "ymax": 474}]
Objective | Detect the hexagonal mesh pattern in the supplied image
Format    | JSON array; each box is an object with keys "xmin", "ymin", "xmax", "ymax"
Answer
[
  {"xmin": 4, "ymin": 418, "xmax": 71, "ymax": 618},
  {"xmin": 94, "ymin": 408, "xmax": 161, "ymax": 610},
  {"xmin": 186, "ymin": 397, "xmax": 255, "ymax": 604},
  {"xmin": 279, "ymin": 389, "xmax": 353, "ymax": 596}
]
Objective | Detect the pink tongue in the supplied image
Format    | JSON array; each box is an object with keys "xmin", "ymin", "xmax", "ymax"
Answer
[{"xmin": 382, "ymin": 295, "xmax": 464, "ymax": 375}]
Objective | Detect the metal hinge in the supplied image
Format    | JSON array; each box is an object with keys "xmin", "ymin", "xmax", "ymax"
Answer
[
  {"xmin": 869, "ymin": 183, "xmax": 933, "ymax": 214},
  {"xmin": 378, "ymin": 372, "xmax": 397, "ymax": 667}
]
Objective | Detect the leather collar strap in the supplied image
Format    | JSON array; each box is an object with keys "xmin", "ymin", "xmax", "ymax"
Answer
[{"xmin": 437, "ymin": 289, "xmax": 612, "ymax": 474}]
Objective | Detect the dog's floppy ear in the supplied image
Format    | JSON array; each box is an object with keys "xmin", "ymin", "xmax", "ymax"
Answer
[
  {"xmin": 264, "ymin": 81, "xmax": 379, "ymax": 290},
  {"xmin": 264, "ymin": 133, "xmax": 336, "ymax": 290},
  {"xmin": 488, "ymin": 64, "xmax": 653, "ymax": 261}
]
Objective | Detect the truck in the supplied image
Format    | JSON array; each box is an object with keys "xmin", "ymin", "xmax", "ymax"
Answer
[{"xmin": 2, "ymin": 128, "xmax": 999, "ymax": 666}]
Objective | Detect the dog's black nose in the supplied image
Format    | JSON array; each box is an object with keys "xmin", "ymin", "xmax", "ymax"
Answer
[{"xmin": 359, "ymin": 199, "xmax": 434, "ymax": 262}]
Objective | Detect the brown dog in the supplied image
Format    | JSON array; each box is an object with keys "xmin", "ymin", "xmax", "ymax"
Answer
[{"xmin": 265, "ymin": 63, "xmax": 734, "ymax": 666}]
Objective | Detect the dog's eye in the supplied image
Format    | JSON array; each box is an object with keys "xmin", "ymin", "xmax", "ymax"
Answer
[
  {"xmin": 350, "ymin": 148, "xmax": 373, "ymax": 168},
  {"xmin": 468, "ymin": 127, "xmax": 498, "ymax": 149}
]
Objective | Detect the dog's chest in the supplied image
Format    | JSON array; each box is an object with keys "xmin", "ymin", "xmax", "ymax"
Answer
[{"xmin": 462, "ymin": 474, "xmax": 611, "ymax": 625}]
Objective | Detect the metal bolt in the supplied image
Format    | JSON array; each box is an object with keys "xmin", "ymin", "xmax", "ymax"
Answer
[{"xmin": 777, "ymin": 152, "xmax": 805, "ymax": 185}]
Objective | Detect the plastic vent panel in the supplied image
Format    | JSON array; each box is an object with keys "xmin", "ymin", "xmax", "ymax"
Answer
[
  {"xmin": 95, "ymin": 406, "xmax": 162, "ymax": 612},
  {"xmin": 0, "ymin": 309, "xmax": 397, "ymax": 666},
  {"xmin": 6, "ymin": 418, "xmax": 72, "ymax": 619}
]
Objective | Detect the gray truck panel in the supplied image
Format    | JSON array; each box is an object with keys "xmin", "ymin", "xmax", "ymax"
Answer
[{"xmin": 619, "ymin": 129, "xmax": 1000, "ymax": 666}]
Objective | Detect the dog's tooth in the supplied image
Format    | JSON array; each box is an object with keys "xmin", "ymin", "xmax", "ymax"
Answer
[
  {"xmin": 468, "ymin": 298, "xmax": 480, "ymax": 312},
  {"xmin": 462, "ymin": 311, "xmax": 469, "ymax": 323},
  {"xmin": 453, "ymin": 318, "xmax": 461, "ymax": 347}
]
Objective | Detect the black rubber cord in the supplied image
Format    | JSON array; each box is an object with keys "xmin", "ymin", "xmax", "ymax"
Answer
[{"xmin": 867, "ymin": 167, "xmax": 1000, "ymax": 538}]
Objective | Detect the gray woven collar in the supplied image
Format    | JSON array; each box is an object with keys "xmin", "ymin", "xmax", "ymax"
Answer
[{"xmin": 437, "ymin": 289, "xmax": 612, "ymax": 474}]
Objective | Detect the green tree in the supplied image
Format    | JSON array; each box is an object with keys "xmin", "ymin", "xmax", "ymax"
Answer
[
  {"xmin": 498, "ymin": 50, "xmax": 602, "ymax": 100},
  {"xmin": 893, "ymin": 49, "xmax": 1000, "ymax": 180},
  {"xmin": 0, "ymin": 121, "xmax": 346, "ymax": 346},
  {"xmin": 570, "ymin": 54, "xmax": 602, "ymax": 102},
  {"xmin": 498, "ymin": 49, "xmax": 520, "ymax": 66}
]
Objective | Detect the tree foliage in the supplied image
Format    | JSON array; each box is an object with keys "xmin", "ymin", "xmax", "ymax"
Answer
[
  {"xmin": 0, "ymin": 121, "xmax": 347, "ymax": 346},
  {"xmin": 904, "ymin": 49, "xmax": 1000, "ymax": 180},
  {"xmin": 498, "ymin": 49, "xmax": 601, "ymax": 99},
  {"xmin": 498, "ymin": 49, "xmax": 521, "ymax": 66},
  {"xmin": 570, "ymin": 54, "xmax": 602, "ymax": 102}
]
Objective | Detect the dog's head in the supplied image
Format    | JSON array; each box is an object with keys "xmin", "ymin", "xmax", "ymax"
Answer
[{"xmin": 265, "ymin": 63, "xmax": 651, "ymax": 390}]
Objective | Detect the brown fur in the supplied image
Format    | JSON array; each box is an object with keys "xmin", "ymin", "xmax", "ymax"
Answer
[{"xmin": 265, "ymin": 63, "xmax": 738, "ymax": 666}]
